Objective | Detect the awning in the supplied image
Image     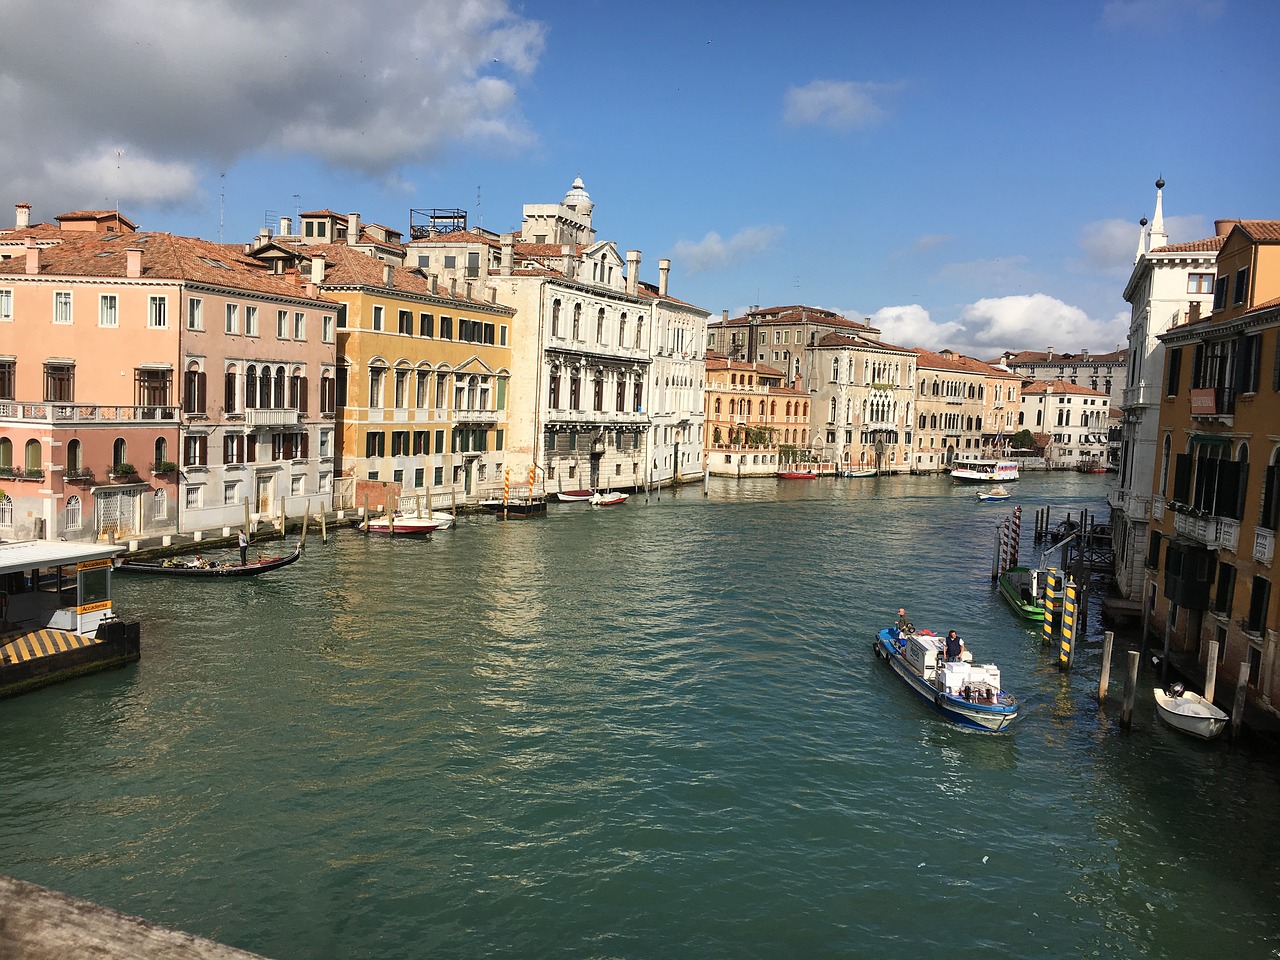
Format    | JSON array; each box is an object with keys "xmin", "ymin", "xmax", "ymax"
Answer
[{"xmin": 1190, "ymin": 434, "xmax": 1231, "ymax": 447}]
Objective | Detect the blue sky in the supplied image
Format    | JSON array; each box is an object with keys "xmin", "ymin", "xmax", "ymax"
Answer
[{"xmin": 2, "ymin": 0, "xmax": 1277, "ymax": 357}]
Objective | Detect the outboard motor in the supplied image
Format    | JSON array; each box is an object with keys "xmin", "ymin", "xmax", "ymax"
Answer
[{"xmin": 1169, "ymin": 681, "xmax": 1185, "ymax": 698}]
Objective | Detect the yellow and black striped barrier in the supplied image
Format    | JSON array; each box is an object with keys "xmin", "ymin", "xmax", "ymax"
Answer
[
  {"xmin": 1, "ymin": 628, "xmax": 100, "ymax": 665},
  {"xmin": 1059, "ymin": 578, "xmax": 1078, "ymax": 671}
]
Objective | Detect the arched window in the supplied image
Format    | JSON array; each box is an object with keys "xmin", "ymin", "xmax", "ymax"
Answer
[
  {"xmin": 714, "ymin": 398, "xmax": 721, "ymax": 415},
  {"xmin": 245, "ymin": 364, "xmax": 258, "ymax": 409},
  {"xmin": 113, "ymin": 438, "xmax": 128, "ymax": 471},
  {"xmin": 225, "ymin": 364, "xmax": 239, "ymax": 414},
  {"xmin": 153, "ymin": 489, "xmax": 167, "ymax": 520},
  {"xmin": 597, "ymin": 308, "xmax": 606, "ymax": 344},
  {"xmin": 830, "ymin": 397, "xmax": 837, "ymax": 421},
  {"xmin": 572, "ymin": 303, "xmax": 581, "ymax": 340},
  {"xmin": 619, "ymin": 314, "xmax": 627, "ymax": 346},
  {"xmin": 551, "ymin": 299, "xmax": 562, "ymax": 337},
  {"xmin": 65, "ymin": 495, "xmax": 82, "ymax": 530},
  {"xmin": 24, "ymin": 439, "xmax": 41, "ymax": 474},
  {"xmin": 1159, "ymin": 434, "xmax": 1172, "ymax": 497},
  {"xmin": 0, "ymin": 437, "xmax": 11, "ymax": 470},
  {"xmin": 0, "ymin": 493, "xmax": 13, "ymax": 528},
  {"xmin": 274, "ymin": 366, "xmax": 286, "ymax": 407},
  {"xmin": 831, "ymin": 358, "xmax": 839, "ymax": 382},
  {"xmin": 154, "ymin": 437, "xmax": 168, "ymax": 469},
  {"xmin": 258, "ymin": 366, "xmax": 272, "ymax": 409},
  {"xmin": 66, "ymin": 439, "xmax": 82, "ymax": 475}
]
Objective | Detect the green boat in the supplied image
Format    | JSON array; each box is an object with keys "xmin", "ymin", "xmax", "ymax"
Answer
[{"xmin": 998, "ymin": 566, "xmax": 1047, "ymax": 622}]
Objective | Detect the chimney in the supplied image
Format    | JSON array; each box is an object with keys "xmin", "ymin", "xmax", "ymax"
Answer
[
  {"xmin": 1215, "ymin": 219, "xmax": 1240, "ymax": 237},
  {"xmin": 465, "ymin": 281, "xmax": 473, "ymax": 300},
  {"xmin": 24, "ymin": 237, "xmax": 39, "ymax": 274},
  {"xmin": 347, "ymin": 212, "xmax": 361, "ymax": 246},
  {"xmin": 1081, "ymin": 348, "xmax": 1089, "ymax": 361},
  {"xmin": 15, "ymin": 203, "xmax": 31, "ymax": 230},
  {"xmin": 658, "ymin": 258, "xmax": 670, "ymax": 297},
  {"xmin": 626, "ymin": 249, "xmax": 641, "ymax": 295},
  {"xmin": 429, "ymin": 273, "xmax": 439, "ymax": 295},
  {"xmin": 125, "ymin": 247, "xmax": 143, "ymax": 278},
  {"xmin": 1187, "ymin": 301, "xmax": 1201, "ymax": 324},
  {"xmin": 722, "ymin": 309, "xmax": 729, "ymax": 323},
  {"xmin": 383, "ymin": 263, "xmax": 393, "ymax": 287},
  {"xmin": 280, "ymin": 216, "xmax": 292, "ymax": 236},
  {"xmin": 311, "ymin": 254, "xmax": 326, "ymax": 284},
  {"xmin": 489, "ymin": 286, "xmax": 498, "ymax": 304},
  {"xmin": 562, "ymin": 243, "xmax": 575, "ymax": 280},
  {"xmin": 449, "ymin": 277, "xmax": 457, "ymax": 296},
  {"xmin": 1046, "ymin": 346, "xmax": 1054, "ymax": 361},
  {"xmin": 500, "ymin": 233, "xmax": 514, "ymax": 276}
]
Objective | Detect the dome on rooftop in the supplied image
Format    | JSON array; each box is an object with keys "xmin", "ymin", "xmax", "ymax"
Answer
[{"xmin": 564, "ymin": 177, "xmax": 593, "ymax": 215}]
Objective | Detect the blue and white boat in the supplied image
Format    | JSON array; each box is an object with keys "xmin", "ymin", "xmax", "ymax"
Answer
[{"xmin": 872, "ymin": 624, "xmax": 1019, "ymax": 732}]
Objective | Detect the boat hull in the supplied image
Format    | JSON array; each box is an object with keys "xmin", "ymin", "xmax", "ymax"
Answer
[
  {"xmin": 550, "ymin": 490, "xmax": 595, "ymax": 502},
  {"xmin": 843, "ymin": 469, "xmax": 877, "ymax": 478},
  {"xmin": 360, "ymin": 519, "xmax": 438, "ymax": 536},
  {"xmin": 997, "ymin": 568, "xmax": 1046, "ymax": 622},
  {"xmin": 873, "ymin": 628, "xmax": 1018, "ymax": 732},
  {"xmin": 116, "ymin": 545, "xmax": 302, "ymax": 576},
  {"xmin": 1153, "ymin": 688, "xmax": 1228, "ymax": 740}
]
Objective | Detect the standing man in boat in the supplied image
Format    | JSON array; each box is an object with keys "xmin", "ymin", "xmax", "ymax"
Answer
[
  {"xmin": 897, "ymin": 608, "xmax": 912, "ymax": 634},
  {"xmin": 238, "ymin": 528, "xmax": 249, "ymax": 566},
  {"xmin": 944, "ymin": 630, "xmax": 965, "ymax": 662}
]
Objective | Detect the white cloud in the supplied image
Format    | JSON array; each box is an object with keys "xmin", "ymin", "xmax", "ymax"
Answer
[
  {"xmin": 1078, "ymin": 218, "xmax": 1142, "ymax": 272},
  {"xmin": 783, "ymin": 80, "xmax": 895, "ymax": 132},
  {"xmin": 957, "ymin": 295, "xmax": 1128, "ymax": 355},
  {"xmin": 869, "ymin": 305, "xmax": 964, "ymax": 352},
  {"xmin": 40, "ymin": 148, "xmax": 201, "ymax": 210},
  {"xmin": 0, "ymin": 0, "xmax": 545, "ymax": 212},
  {"xmin": 672, "ymin": 225, "xmax": 786, "ymax": 273}
]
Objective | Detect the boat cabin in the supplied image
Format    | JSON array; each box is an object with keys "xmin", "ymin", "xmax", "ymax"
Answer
[
  {"xmin": 903, "ymin": 633, "xmax": 944, "ymax": 678},
  {"xmin": 0, "ymin": 541, "xmax": 125, "ymax": 638}
]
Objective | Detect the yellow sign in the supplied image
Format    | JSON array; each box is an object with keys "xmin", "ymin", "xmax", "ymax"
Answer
[
  {"xmin": 77, "ymin": 600, "xmax": 113, "ymax": 615},
  {"xmin": 77, "ymin": 558, "xmax": 113, "ymax": 572}
]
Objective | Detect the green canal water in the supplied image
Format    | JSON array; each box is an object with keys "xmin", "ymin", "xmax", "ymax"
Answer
[{"xmin": 3, "ymin": 473, "xmax": 1280, "ymax": 959}]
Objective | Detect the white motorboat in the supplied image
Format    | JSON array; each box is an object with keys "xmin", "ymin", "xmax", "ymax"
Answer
[
  {"xmin": 950, "ymin": 458, "xmax": 1019, "ymax": 483},
  {"xmin": 1153, "ymin": 684, "xmax": 1228, "ymax": 740}
]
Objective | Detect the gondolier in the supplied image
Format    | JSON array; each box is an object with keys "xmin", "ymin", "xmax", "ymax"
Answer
[{"xmin": 238, "ymin": 528, "xmax": 249, "ymax": 566}]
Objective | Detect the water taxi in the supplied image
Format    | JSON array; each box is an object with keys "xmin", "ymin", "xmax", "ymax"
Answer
[{"xmin": 950, "ymin": 458, "xmax": 1019, "ymax": 483}]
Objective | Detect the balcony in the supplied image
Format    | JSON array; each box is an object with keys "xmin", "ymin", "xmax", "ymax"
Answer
[
  {"xmin": 1173, "ymin": 511, "xmax": 1239, "ymax": 551},
  {"xmin": 1255, "ymin": 528, "xmax": 1275, "ymax": 565},
  {"xmin": 1120, "ymin": 383, "xmax": 1162, "ymax": 410},
  {"xmin": 245, "ymin": 406, "xmax": 300, "ymax": 427},
  {"xmin": 453, "ymin": 407, "xmax": 499, "ymax": 425},
  {"xmin": 0, "ymin": 401, "xmax": 179, "ymax": 424}
]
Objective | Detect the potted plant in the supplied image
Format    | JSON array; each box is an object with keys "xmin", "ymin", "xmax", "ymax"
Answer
[
  {"xmin": 111, "ymin": 462, "xmax": 137, "ymax": 478},
  {"xmin": 153, "ymin": 459, "xmax": 179, "ymax": 474}
]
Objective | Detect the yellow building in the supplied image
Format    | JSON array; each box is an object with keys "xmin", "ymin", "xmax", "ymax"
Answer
[
  {"xmin": 703, "ymin": 355, "xmax": 809, "ymax": 476},
  {"xmin": 252, "ymin": 242, "xmax": 515, "ymax": 508},
  {"xmin": 1150, "ymin": 219, "xmax": 1280, "ymax": 716}
]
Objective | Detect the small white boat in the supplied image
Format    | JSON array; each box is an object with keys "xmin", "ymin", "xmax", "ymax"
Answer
[
  {"xmin": 1153, "ymin": 684, "xmax": 1228, "ymax": 740},
  {"xmin": 590, "ymin": 492, "xmax": 628, "ymax": 507},
  {"xmin": 550, "ymin": 489, "xmax": 595, "ymax": 503},
  {"xmin": 843, "ymin": 468, "xmax": 877, "ymax": 478},
  {"xmin": 360, "ymin": 514, "xmax": 439, "ymax": 537},
  {"xmin": 978, "ymin": 485, "xmax": 1011, "ymax": 502},
  {"xmin": 873, "ymin": 623, "xmax": 1018, "ymax": 732}
]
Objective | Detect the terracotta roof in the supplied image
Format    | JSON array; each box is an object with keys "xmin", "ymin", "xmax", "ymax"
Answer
[
  {"xmin": 1149, "ymin": 235, "xmax": 1226, "ymax": 254},
  {"xmin": 306, "ymin": 243, "xmax": 509, "ymax": 309},
  {"xmin": 711, "ymin": 304, "xmax": 867, "ymax": 330},
  {"xmin": 0, "ymin": 223, "xmax": 64, "ymax": 242},
  {"xmin": 0, "ymin": 232, "xmax": 331, "ymax": 302},
  {"xmin": 300, "ymin": 209, "xmax": 347, "ymax": 219},
  {"xmin": 408, "ymin": 229, "xmax": 501, "ymax": 247},
  {"xmin": 913, "ymin": 348, "xmax": 1021, "ymax": 377},
  {"xmin": 999, "ymin": 348, "xmax": 1126, "ymax": 364},
  {"xmin": 815, "ymin": 330, "xmax": 915, "ymax": 354},
  {"xmin": 705, "ymin": 357, "xmax": 787, "ymax": 378},
  {"xmin": 1232, "ymin": 220, "xmax": 1280, "ymax": 242},
  {"xmin": 1020, "ymin": 379, "xmax": 1109, "ymax": 397}
]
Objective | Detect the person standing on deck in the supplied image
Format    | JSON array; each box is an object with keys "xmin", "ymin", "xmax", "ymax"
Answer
[
  {"xmin": 238, "ymin": 528, "xmax": 249, "ymax": 566},
  {"xmin": 944, "ymin": 630, "xmax": 965, "ymax": 662}
]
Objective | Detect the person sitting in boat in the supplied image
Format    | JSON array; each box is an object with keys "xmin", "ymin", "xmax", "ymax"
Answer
[
  {"xmin": 944, "ymin": 630, "xmax": 965, "ymax": 662},
  {"xmin": 187, "ymin": 554, "xmax": 207, "ymax": 568}
]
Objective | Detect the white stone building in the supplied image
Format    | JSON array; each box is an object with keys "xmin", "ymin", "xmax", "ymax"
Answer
[{"xmin": 1018, "ymin": 380, "xmax": 1111, "ymax": 469}]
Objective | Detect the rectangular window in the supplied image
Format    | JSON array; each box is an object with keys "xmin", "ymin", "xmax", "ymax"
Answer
[
  {"xmin": 398, "ymin": 309, "xmax": 413, "ymax": 335},
  {"xmin": 136, "ymin": 368, "xmax": 173, "ymax": 408},
  {"xmin": 0, "ymin": 289, "xmax": 12, "ymax": 321},
  {"xmin": 99, "ymin": 294, "xmax": 118, "ymax": 327},
  {"xmin": 54, "ymin": 291, "xmax": 72, "ymax": 325},
  {"xmin": 443, "ymin": 255, "xmax": 456, "ymax": 269},
  {"xmin": 434, "ymin": 429, "xmax": 445, "ymax": 454},
  {"xmin": 1165, "ymin": 347, "xmax": 1182, "ymax": 397},
  {"xmin": 224, "ymin": 482, "xmax": 239, "ymax": 505},
  {"xmin": 500, "ymin": 325, "xmax": 508, "ymax": 346},
  {"xmin": 148, "ymin": 295, "xmax": 167, "ymax": 328},
  {"xmin": 465, "ymin": 251, "xmax": 480, "ymax": 278},
  {"xmin": 372, "ymin": 305, "xmax": 384, "ymax": 332},
  {"xmin": 322, "ymin": 315, "xmax": 334, "ymax": 343},
  {"xmin": 187, "ymin": 297, "xmax": 203, "ymax": 330},
  {"xmin": 225, "ymin": 302, "xmax": 239, "ymax": 334},
  {"xmin": 43, "ymin": 362, "xmax": 74, "ymax": 402},
  {"xmin": 1214, "ymin": 562, "xmax": 1236, "ymax": 616},
  {"xmin": 434, "ymin": 466, "xmax": 443, "ymax": 486},
  {"xmin": 245, "ymin": 305, "xmax": 258, "ymax": 337},
  {"xmin": 412, "ymin": 430, "xmax": 428, "ymax": 455},
  {"xmin": 0, "ymin": 360, "xmax": 14, "ymax": 400},
  {"xmin": 1233, "ymin": 267, "xmax": 1250, "ymax": 305},
  {"xmin": 419, "ymin": 313, "xmax": 433, "ymax": 337},
  {"xmin": 391, "ymin": 431, "xmax": 409, "ymax": 456},
  {"xmin": 277, "ymin": 309, "xmax": 289, "ymax": 339},
  {"xmin": 1188, "ymin": 273, "xmax": 1214, "ymax": 294},
  {"xmin": 1213, "ymin": 276, "xmax": 1228, "ymax": 311},
  {"xmin": 365, "ymin": 431, "xmax": 385, "ymax": 457},
  {"xmin": 294, "ymin": 312, "xmax": 305, "ymax": 339},
  {"xmin": 182, "ymin": 434, "xmax": 208, "ymax": 466},
  {"xmin": 1246, "ymin": 576, "xmax": 1271, "ymax": 634},
  {"xmin": 440, "ymin": 316, "xmax": 453, "ymax": 340}
]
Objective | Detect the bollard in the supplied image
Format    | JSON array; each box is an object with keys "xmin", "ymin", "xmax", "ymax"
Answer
[
  {"xmin": 1231, "ymin": 662, "xmax": 1250, "ymax": 739},
  {"xmin": 193, "ymin": 530, "xmax": 203, "ymax": 542},
  {"xmin": 1059, "ymin": 578, "xmax": 1077, "ymax": 671},
  {"xmin": 320, "ymin": 508, "xmax": 327, "ymax": 544},
  {"xmin": 1098, "ymin": 630, "xmax": 1114, "ymax": 701},
  {"xmin": 1205, "ymin": 640, "xmax": 1219, "ymax": 703},
  {"xmin": 1120, "ymin": 649, "xmax": 1140, "ymax": 728}
]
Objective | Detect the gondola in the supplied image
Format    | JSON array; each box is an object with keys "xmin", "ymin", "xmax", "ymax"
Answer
[{"xmin": 115, "ymin": 544, "xmax": 303, "ymax": 577}]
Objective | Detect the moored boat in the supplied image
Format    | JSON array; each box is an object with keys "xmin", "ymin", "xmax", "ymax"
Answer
[
  {"xmin": 116, "ymin": 544, "xmax": 303, "ymax": 576},
  {"xmin": 359, "ymin": 515, "xmax": 438, "ymax": 536},
  {"xmin": 997, "ymin": 566, "xmax": 1047, "ymax": 622},
  {"xmin": 1154, "ymin": 684, "xmax": 1228, "ymax": 740},
  {"xmin": 978, "ymin": 484, "xmax": 1011, "ymax": 501},
  {"xmin": 872, "ymin": 622, "xmax": 1018, "ymax": 732},
  {"xmin": 480, "ymin": 498, "xmax": 548, "ymax": 518},
  {"xmin": 950, "ymin": 458, "xmax": 1019, "ymax": 483},
  {"xmin": 777, "ymin": 470, "xmax": 818, "ymax": 479},
  {"xmin": 590, "ymin": 491, "xmax": 628, "ymax": 506},
  {"xmin": 843, "ymin": 468, "xmax": 877, "ymax": 478},
  {"xmin": 550, "ymin": 489, "xmax": 595, "ymax": 503}
]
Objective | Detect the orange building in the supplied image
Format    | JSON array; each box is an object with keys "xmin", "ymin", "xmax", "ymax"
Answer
[{"xmin": 703, "ymin": 355, "xmax": 809, "ymax": 476}]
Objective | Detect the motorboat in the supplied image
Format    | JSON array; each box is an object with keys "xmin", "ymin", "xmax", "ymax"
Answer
[
  {"xmin": 950, "ymin": 458, "xmax": 1019, "ymax": 483},
  {"xmin": 777, "ymin": 471, "xmax": 818, "ymax": 479},
  {"xmin": 997, "ymin": 566, "xmax": 1047, "ymax": 622},
  {"xmin": 550, "ymin": 489, "xmax": 595, "ymax": 503},
  {"xmin": 590, "ymin": 492, "xmax": 628, "ymax": 506},
  {"xmin": 360, "ymin": 515, "xmax": 438, "ymax": 536},
  {"xmin": 873, "ymin": 622, "xmax": 1018, "ymax": 732},
  {"xmin": 978, "ymin": 485, "xmax": 1011, "ymax": 502},
  {"xmin": 843, "ymin": 468, "xmax": 877, "ymax": 478},
  {"xmin": 1154, "ymin": 684, "xmax": 1228, "ymax": 740}
]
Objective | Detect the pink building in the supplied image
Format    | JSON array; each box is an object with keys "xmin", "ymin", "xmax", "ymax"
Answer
[{"xmin": 0, "ymin": 207, "xmax": 338, "ymax": 541}]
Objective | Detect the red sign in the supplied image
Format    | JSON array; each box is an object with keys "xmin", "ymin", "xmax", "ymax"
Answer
[{"xmin": 1190, "ymin": 388, "xmax": 1217, "ymax": 415}]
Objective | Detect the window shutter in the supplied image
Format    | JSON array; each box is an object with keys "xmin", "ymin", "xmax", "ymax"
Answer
[
  {"xmin": 197, "ymin": 372, "xmax": 207, "ymax": 413},
  {"xmin": 299, "ymin": 376, "xmax": 309, "ymax": 414},
  {"xmin": 1172, "ymin": 453, "xmax": 1191, "ymax": 503}
]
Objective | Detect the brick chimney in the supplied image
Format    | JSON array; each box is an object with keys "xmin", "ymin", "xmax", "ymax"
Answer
[
  {"xmin": 500, "ymin": 233, "xmax": 514, "ymax": 276},
  {"xmin": 347, "ymin": 213, "xmax": 360, "ymax": 246},
  {"xmin": 429, "ymin": 273, "xmax": 439, "ymax": 295},
  {"xmin": 125, "ymin": 247, "xmax": 143, "ymax": 278},
  {"xmin": 1215, "ymin": 219, "xmax": 1240, "ymax": 237},
  {"xmin": 311, "ymin": 254, "xmax": 326, "ymax": 284},
  {"xmin": 1046, "ymin": 346, "xmax": 1054, "ymax": 361},
  {"xmin": 383, "ymin": 263, "xmax": 393, "ymax": 287},
  {"xmin": 280, "ymin": 216, "xmax": 292, "ymax": 236},
  {"xmin": 24, "ymin": 237, "xmax": 39, "ymax": 274},
  {"xmin": 1187, "ymin": 301, "xmax": 1201, "ymax": 324},
  {"xmin": 15, "ymin": 203, "xmax": 31, "ymax": 230},
  {"xmin": 659, "ymin": 259, "xmax": 670, "ymax": 297}
]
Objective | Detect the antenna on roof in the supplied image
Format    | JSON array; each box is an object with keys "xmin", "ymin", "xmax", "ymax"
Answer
[
  {"xmin": 293, "ymin": 194, "xmax": 300, "ymax": 220},
  {"xmin": 476, "ymin": 185, "xmax": 482, "ymax": 228},
  {"xmin": 114, "ymin": 149, "xmax": 123, "ymax": 232},
  {"xmin": 219, "ymin": 172, "xmax": 225, "ymax": 243}
]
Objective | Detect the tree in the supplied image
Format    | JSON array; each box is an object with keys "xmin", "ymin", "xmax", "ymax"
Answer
[{"xmin": 1011, "ymin": 429, "xmax": 1035, "ymax": 450}]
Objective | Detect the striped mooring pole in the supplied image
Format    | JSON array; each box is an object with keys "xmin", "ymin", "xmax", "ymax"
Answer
[
  {"xmin": 1059, "ymin": 577, "xmax": 1078, "ymax": 670},
  {"xmin": 1042, "ymin": 569, "xmax": 1061, "ymax": 647},
  {"xmin": 1010, "ymin": 506, "xmax": 1022, "ymax": 568}
]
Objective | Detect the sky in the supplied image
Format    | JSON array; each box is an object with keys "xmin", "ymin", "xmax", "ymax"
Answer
[{"xmin": 2, "ymin": 0, "xmax": 1277, "ymax": 359}]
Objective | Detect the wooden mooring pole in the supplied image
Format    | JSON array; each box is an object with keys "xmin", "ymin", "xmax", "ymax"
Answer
[
  {"xmin": 1232, "ymin": 662, "xmax": 1250, "ymax": 739},
  {"xmin": 1098, "ymin": 630, "xmax": 1114, "ymax": 701},
  {"xmin": 1205, "ymin": 641, "xmax": 1219, "ymax": 702},
  {"xmin": 1121, "ymin": 650, "xmax": 1140, "ymax": 728}
]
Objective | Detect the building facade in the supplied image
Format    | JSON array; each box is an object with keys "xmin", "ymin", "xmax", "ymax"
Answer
[
  {"xmin": 703, "ymin": 356, "xmax": 808, "ymax": 476},
  {"xmin": 911, "ymin": 349, "xmax": 1021, "ymax": 473},
  {"xmin": 1147, "ymin": 219, "xmax": 1280, "ymax": 715},
  {"xmin": 1017, "ymin": 380, "xmax": 1111, "ymax": 469}
]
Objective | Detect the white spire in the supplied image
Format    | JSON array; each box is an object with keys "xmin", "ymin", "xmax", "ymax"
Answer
[
  {"xmin": 1149, "ymin": 176, "xmax": 1168, "ymax": 250},
  {"xmin": 1135, "ymin": 217, "xmax": 1148, "ymax": 263}
]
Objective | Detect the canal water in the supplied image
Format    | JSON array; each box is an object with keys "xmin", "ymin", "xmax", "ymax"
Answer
[{"xmin": 3, "ymin": 473, "xmax": 1279, "ymax": 960}]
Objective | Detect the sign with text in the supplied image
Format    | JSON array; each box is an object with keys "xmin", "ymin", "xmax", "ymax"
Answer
[{"xmin": 1190, "ymin": 388, "xmax": 1218, "ymax": 415}]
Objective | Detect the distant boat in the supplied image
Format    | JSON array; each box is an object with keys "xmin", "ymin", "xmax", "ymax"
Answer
[
  {"xmin": 590, "ymin": 492, "xmax": 628, "ymax": 507},
  {"xmin": 778, "ymin": 470, "xmax": 818, "ymax": 479},
  {"xmin": 950, "ymin": 458, "xmax": 1019, "ymax": 483},
  {"xmin": 978, "ymin": 485, "xmax": 1011, "ymax": 502},
  {"xmin": 843, "ymin": 468, "xmax": 877, "ymax": 478},
  {"xmin": 480, "ymin": 499, "xmax": 547, "ymax": 518},
  {"xmin": 550, "ymin": 489, "xmax": 595, "ymax": 503},
  {"xmin": 360, "ymin": 515, "xmax": 438, "ymax": 537}
]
